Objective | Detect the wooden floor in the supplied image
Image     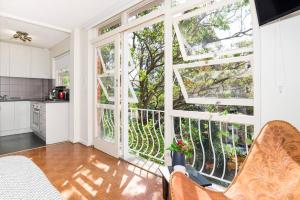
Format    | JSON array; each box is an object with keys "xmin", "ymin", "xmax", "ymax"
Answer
[{"xmin": 9, "ymin": 142, "xmax": 163, "ymax": 200}]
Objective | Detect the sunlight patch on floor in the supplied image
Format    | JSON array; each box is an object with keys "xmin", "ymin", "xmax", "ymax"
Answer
[
  {"xmin": 95, "ymin": 177, "xmax": 104, "ymax": 186},
  {"xmin": 121, "ymin": 175, "xmax": 146, "ymax": 196},
  {"xmin": 62, "ymin": 180, "xmax": 69, "ymax": 187},
  {"xmin": 81, "ymin": 168, "xmax": 91, "ymax": 176},
  {"xmin": 120, "ymin": 175, "xmax": 128, "ymax": 188},
  {"xmin": 112, "ymin": 169, "xmax": 117, "ymax": 176},
  {"xmin": 62, "ymin": 185, "xmax": 88, "ymax": 200},
  {"xmin": 92, "ymin": 160, "xmax": 110, "ymax": 172},
  {"xmin": 75, "ymin": 177, "xmax": 98, "ymax": 196},
  {"xmin": 106, "ymin": 183, "xmax": 112, "ymax": 193}
]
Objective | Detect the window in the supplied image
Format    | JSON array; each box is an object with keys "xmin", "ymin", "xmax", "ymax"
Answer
[
  {"xmin": 92, "ymin": 0, "xmax": 257, "ymax": 185},
  {"xmin": 173, "ymin": 0, "xmax": 254, "ymax": 108},
  {"xmin": 174, "ymin": 56, "xmax": 253, "ymax": 106},
  {"xmin": 57, "ymin": 70, "xmax": 70, "ymax": 87},
  {"xmin": 173, "ymin": 0, "xmax": 253, "ymax": 61},
  {"xmin": 127, "ymin": 20, "xmax": 165, "ymax": 110},
  {"xmin": 54, "ymin": 52, "xmax": 70, "ymax": 87},
  {"xmin": 98, "ymin": 17, "xmax": 121, "ymax": 36},
  {"xmin": 128, "ymin": 0, "xmax": 164, "ymax": 22}
]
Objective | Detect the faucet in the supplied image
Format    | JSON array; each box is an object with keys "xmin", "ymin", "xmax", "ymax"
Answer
[{"xmin": 0, "ymin": 95, "xmax": 8, "ymax": 101}]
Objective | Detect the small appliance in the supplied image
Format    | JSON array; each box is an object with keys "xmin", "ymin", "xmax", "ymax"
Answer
[{"xmin": 48, "ymin": 86, "xmax": 69, "ymax": 101}]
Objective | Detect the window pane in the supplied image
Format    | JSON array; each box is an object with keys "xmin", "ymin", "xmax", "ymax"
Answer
[
  {"xmin": 97, "ymin": 79, "xmax": 111, "ymax": 104},
  {"xmin": 176, "ymin": 0, "xmax": 252, "ymax": 58},
  {"xmin": 96, "ymin": 49, "xmax": 104, "ymax": 75},
  {"xmin": 98, "ymin": 20, "xmax": 121, "ymax": 35},
  {"xmin": 99, "ymin": 76, "xmax": 115, "ymax": 100},
  {"xmin": 128, "ymin": 21, "xmax": 165, "ymax": 109},
  {"xmin": 177, "ymin": 59, "xmax": 253, "ymax": 99},
  {"xmin": 100, "ymin": 43, "xmax": 115, "ymax": 72},
  {"xmin": 128, "ymin": 0, "xmax": 164, "ymax": 21}
]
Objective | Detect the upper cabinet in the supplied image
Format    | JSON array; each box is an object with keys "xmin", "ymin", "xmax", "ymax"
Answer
[
  {"xmin": 0, "ymin": 42, "xmax": 10, "ymax": 77},
  {"xmin": 31, "ymin": 47, "xmax": 51, "ymax": 79},
  {"xmin": 10, "ymin": 43, "xmax": 31, "ymax": 78},
  {"xmin": 0, "ymin": 42, "xmax": 51, "ymax": 79}
]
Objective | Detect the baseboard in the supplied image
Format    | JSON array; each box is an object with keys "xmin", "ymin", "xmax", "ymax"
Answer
[
  {"xmin": 0, "ymin": 128, "xmax": 32, "ymax": 137},
  {"xmin": 78, "ymin": 138, "xmax": 90, "ymax": 146}
]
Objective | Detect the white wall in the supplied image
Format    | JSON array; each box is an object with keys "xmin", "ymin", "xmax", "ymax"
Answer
[
  {"xmin": 78, "ymin": 28, "xmax": 95, "ymax": 146},
  {"xmin": 260, "ymin": 14, "xmax": 300, "ymax": 130},
  {"xmin": 50, "ymin": 29, "xmax": 93, "ymax": 146},
  {"xmin": 67, "ymin": 28, "xmax": 94, "ymax": 146},
  {"xmin": 50, "ymin": 37, "xmax": 70, "ymax": 58},
  {"xmin": 77, "ymin": 28, "xmax": 93, "ymax": 146}
]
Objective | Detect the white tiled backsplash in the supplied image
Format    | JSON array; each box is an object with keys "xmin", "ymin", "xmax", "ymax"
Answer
[{"xmin": 0, "ymin": 76, "xmax": 54, "ymax": 99}]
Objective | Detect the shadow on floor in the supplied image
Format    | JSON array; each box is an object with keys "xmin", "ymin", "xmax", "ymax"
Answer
[
  {"xmin": 14, "ymin": 142, "xmax": 163, "ymax": 200},
  {"xmin": 0, "ymin": 132, "xmax": 46, "ymax": 155}
]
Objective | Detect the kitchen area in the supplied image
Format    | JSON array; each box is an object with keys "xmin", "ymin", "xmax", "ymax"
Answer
[{"xmin": 0, "ymin": 16, "xmax": 71, "ymax": 154}]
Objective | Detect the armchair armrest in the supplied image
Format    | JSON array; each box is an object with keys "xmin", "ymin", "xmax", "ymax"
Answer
[{"xmin": 169, "ymin": 172, "xmax": 227, "ymax": 200}]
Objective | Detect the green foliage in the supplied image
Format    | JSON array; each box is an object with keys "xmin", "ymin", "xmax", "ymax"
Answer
[
  {"xmin": 177, "ymin": 0, "xmax": 252, "ymax": 56},
  {"xmin": 129, "ymin": 21, "xmax": 165, "ymax": 110},
  {"xmin": 100, "ymin": 43, "xmax": 115, "ymax": 71},
  {"xmin": 126, "ymin": 0, "xmax": 255, "ymax": 171}
]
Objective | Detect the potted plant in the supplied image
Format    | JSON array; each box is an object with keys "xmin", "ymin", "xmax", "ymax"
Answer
[
  {"xmin": 224, "ymin": 144, "xmax": 247, "ymax": 170},
  {"xmin": 167, "ymin": 140, "xmax": 193, "ymax": 167}
]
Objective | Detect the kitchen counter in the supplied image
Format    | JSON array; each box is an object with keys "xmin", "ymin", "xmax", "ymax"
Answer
[
  {"xmin": 30, "ymin": 101, "xmax": 69, "ymax": 144},
  {"xmin": 0, "ymin": 98, "xmax": 69, "ymax": 103},
  {"xmin": 31, "ymin": 100, "xmax": 69, "ymax": 103}
]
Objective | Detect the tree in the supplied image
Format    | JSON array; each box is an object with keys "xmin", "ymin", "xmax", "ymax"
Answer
[
  {"xmin": 129, "ymin": 0, "xmax": 253, "ymax": 115},
  {"xmin": 126, "ymin": 0, "xmax": 254, "ymax": 182}
]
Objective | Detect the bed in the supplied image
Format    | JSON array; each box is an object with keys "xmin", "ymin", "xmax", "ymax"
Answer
[{"xmin": 0, "ymin": 156, "xmax": 63, "ymax": 200}]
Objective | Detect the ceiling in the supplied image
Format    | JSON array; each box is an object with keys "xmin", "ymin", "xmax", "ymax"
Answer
[
  {"xmin": 0, "ymin": 16, "xmax": 70, "ymax": 48},
  {"xmin": 0, "ymin": 0, "xmax": 141, "ymax": 32}
]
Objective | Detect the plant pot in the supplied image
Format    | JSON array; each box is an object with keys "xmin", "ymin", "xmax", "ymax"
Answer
[
  {"xmin": 227, "ymin": 156, "xmax": 246, "ymax": 170},
  {"xmin": 171, "ymin": 151, "xmax": 185, "ymax": 167}
]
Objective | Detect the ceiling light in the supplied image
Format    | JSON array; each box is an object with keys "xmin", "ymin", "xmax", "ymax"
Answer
[{"xmin": 13, "ymin": 31, "xmax": 32, "ymax": 42}]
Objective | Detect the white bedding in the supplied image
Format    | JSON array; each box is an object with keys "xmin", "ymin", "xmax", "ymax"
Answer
[{"xmin": 0, "ymin": 156, "xmax": 63, "ymax": 200}]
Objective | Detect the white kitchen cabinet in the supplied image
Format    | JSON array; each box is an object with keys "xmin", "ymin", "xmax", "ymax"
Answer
[
  {"xmin": 31, "ymin": 47, "xmax": 51, "ymax": 79},
  {"xmin": 10, "ymin": 44, "xmax": 31, "ymax": 78},
  {"xmin": 0, "ymin": 102, "xmax": 14, "ymax": 132},
  {"xmin": 45, "ymin": 103, "xmax": 69, "ymax": 144},
  {"xmin": 0, "ymin": 101, "xmax": 31, "ymax": 136},
  {"xmin": 14, "ymin": 101, "xmax": 30, "ymax": 130},
  {"xmin": 1, "ymin": 43, "xmax": 51, "ymax": 79},
  {"xmin": 0, "ymin": 42, "xmax": 10, "ymax": 77},
  {"xmin": 30, "ymin": 102, "xmax": 69, "ymax": 144}
]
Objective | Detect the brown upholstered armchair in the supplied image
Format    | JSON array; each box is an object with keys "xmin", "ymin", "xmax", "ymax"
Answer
[{"xmin": 170, "ymin": 120, "xmax": 300, "ymax": 200}]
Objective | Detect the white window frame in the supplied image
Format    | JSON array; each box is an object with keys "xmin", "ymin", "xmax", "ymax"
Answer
[
  {"xmin": 97, "ymin": 74, "xmax": 115, "ymax": 102},
  {"xmin": 128, "ymin": 0, "xmax": 165, "ymax": 22},
  {"xmin": 96, "ymin": 34, "xmax": 139, "ymax": 103},
  {"xmin": 90, "ymin": 0, "xmax": 260, "ymax": 167},
  {"xmin": 173, "ymin": 0, "xmax": 253, "ymax": 61},
  {"xmin": 96, "ymin": 43, "xmax": 116, "ymax": 74},
  {"xmin": 96, "ymin": 63, "xmax": 138, "ymax": 104},
  {"xmin": 97, "ymin": 14, "xmax": 122, "ymax": 36},
  {"xmin": 173, "ymin": 55, "xmax": 254, "ymax": 106}
]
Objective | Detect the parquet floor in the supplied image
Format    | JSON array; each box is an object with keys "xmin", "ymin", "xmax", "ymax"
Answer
[{"xmin": 9, "ymin": 142, "xmax": 163, "ymax": 200}]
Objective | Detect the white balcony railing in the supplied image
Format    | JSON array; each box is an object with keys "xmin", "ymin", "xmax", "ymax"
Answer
[
  {"xmin": 171, "ymin": 112, "xmax": 254, "ymax": 186},
  {"xmin": 128, "ymin": 108, "xmax": 165, "ymax": 165},
  {"xmin": 127, "ymin": 108, "xmax": 254, "ymax": 186}
]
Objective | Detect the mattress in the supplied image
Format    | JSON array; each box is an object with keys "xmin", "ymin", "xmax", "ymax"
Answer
[{"xmin": 0, "ymin": 156, "xmax": 63, "ymax": 200}]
